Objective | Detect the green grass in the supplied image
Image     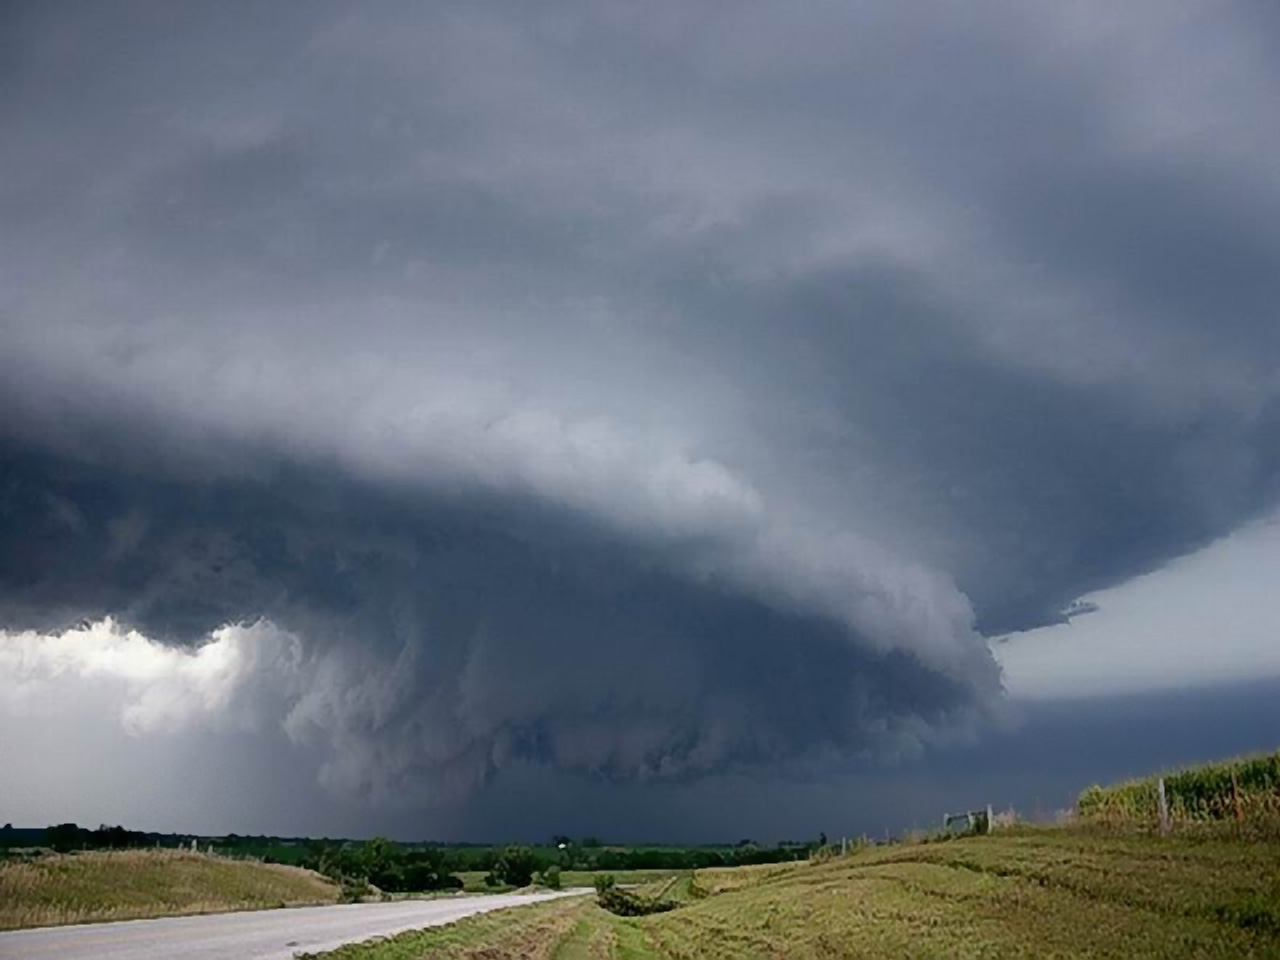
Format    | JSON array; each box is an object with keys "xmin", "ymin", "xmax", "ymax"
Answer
[
  {"xmin": 560, "ymin": 869, "xmax": 680, "ymax": 888},
  {"xmin": 450, "ymin": 868, "xmax": 680, "ymax": 894},
  {"xmin": 301, "ymin": 828, "xmax": 1280, "ymax": 958},
  {"xmin": 453, "ymin": 870, "xmax": 510, "ymax": 893},
  {"xmin": 0, "ymin": 848, "xmax": 339, "ymax": 930},
  {"xmin": 301, "ymin": 896, "xmax": 591, "ymax": 959}
]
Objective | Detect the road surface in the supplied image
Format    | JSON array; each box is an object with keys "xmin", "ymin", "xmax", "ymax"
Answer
[{"xmin": 0, "ymin": 890, "xmax": 587, "ymax": 960}]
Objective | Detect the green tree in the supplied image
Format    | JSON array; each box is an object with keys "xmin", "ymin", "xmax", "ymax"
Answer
[
  {"xmin": 492, "ymin": 845, "xmax": 539, "ymax": 887},
  {"xmin": 361, "ymin": 836, "xmax": 402, "ymax": 890},
  {"xmin": 45, "ymin": 823, "xmax": 86, "ymax": 852}
]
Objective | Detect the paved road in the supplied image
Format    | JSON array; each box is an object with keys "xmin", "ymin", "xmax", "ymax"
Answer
[{"xmin": 0, "ymin": 890, "xmax": 587, "ymax": 960}]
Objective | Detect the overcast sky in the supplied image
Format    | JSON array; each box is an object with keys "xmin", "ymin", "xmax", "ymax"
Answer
[{"xmin": 2, "ymin": 0, "xmax": 1279, "ymax": 841}]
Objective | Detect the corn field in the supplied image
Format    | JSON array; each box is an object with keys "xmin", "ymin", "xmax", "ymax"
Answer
[{"xmin": 1078, "ymin": 751, "xmax": 1280, "ymax": 833}]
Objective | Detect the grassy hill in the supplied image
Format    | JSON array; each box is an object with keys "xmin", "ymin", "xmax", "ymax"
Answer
[
  {"xmin": 302, "ymin": 828, "xmax": 1280, "ymax": 958},
  {"xmin": 0, "ymin": 848, "xmax": 339, "ymax": 930}
]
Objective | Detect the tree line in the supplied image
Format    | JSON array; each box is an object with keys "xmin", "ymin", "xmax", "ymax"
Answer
[{"xmin": 3, "ymin": 824, "xmax": 819, "ymax": 895}]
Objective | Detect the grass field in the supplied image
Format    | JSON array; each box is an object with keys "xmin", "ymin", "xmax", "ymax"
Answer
[
  {"xmin": 0, "ymin": 849, "xmax": 339, "ymax": 930},
  {"xmin": 453, "ymin": 869, "xmax": 679, "ymax": 894},
  {"xmin": 303, "ymin": 828, "xmax": 1280, "ymax": 958},
  {"xmin": 561, "ymin": 869, "xmax": 683, "ymax": 888}
]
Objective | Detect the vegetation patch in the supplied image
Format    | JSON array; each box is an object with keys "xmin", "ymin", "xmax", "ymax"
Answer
[
  {"xmin": 301, "ymin": 829, "xmax": 1280, "ymax": 958},
  {"xmin": 1079, "ymin": 750, "xmax": 1280, "ymax": 832},
  {"xmin": 594, "ymin": 875, "xmax": 679, "ymax": 917},
  {"xmin": 297, "ymin": 897, "xmax": 590, "ymax": 960},
  {"xmin": 0, "ymin": 824, "xmax": 802, "ymax": 901},
  {"xmin": 0, "ymin": 848, "xmax": 338, "ymax": 931}
]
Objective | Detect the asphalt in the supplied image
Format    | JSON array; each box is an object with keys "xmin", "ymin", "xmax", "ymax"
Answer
[{"xmin": 0, "ymin": 890, "xmax": 587, "ymax": 959}]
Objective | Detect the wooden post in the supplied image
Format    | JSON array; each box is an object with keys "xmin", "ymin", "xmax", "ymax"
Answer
[{"xmin": 1157, "ymin": 777, "xmax": 1170, "ymax": 836}]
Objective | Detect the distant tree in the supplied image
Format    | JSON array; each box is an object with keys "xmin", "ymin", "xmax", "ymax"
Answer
[
  {"xmin": 818, "ymin": 832, "xmax": 827, "ymax": 848},
  {"xmin": 491, "ymin": 845, "xmax": 539, "ymax": 887},
  {"xmin": 361, "ymin": 837, "xmax": 402, "ymax": 890},
  {"xmin": 399, "ymin": 849, "xmax": 447, "ymax": 891},
  {"xmin": 46, "ymin": 823, "xmax": 86, "ymax": 852},
  {"xmin": 92, "ymin": 825, "xmax": 146, "ymax": 849}
]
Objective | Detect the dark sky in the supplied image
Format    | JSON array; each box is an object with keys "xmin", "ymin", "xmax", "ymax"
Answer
[{"xmin": 2, "ymin": 0, "xmax": 1279, "ymax": 839}]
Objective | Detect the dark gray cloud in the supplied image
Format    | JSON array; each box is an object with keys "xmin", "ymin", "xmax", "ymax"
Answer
[
  {"xmin": 450, "ymin": 675, "xmax": 1280, "ymax": 844},
  {"xmin": 0, "ymin": 440, "xmax": 995, "ymax": 801},
  {"xmin": 2, "ymin": 0, "xmax": 1280, "ymax": 814}
]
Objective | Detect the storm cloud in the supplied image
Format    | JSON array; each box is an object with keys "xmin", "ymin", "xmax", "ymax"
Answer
[{"xmin": 3, "ymin": 1, "xmax": 1280, "ymax": 814}]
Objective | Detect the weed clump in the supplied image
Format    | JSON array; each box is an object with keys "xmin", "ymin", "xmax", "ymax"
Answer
[
  {"xmin": 540, "ymin": 864, "xmax": 562, "ymax": 889},
  {"xmin": 594, "ymin": 874, "xmax": 679, "ymax": 917}
]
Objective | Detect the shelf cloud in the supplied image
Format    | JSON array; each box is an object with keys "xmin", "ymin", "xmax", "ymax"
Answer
[{"xmin": 2, "ymin": 0, "xmax": 1279, "ymax": 817}]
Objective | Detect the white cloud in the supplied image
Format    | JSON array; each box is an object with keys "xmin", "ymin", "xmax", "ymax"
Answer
[
  {"xmin": 996, "ymin": 513, "xmax": 1280, "ymax": 698},
  {"xmin": 0, "ymin": 618, "xmax": 302, "ymax": 735}
]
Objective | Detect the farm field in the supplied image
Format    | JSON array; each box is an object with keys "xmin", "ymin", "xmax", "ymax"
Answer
[
  {"xmin": 453, "ymin": 868, "xmax": 680, "ymax": 894},
  {"xmin": 1079, "ymin": 749, "xmax": 1280, "ymax": 830},
  {"xmin": 0, "ymin": 849, "xmax": 339, "ymax": 931},
  {"xmin": 303, "ymin": 828, "xmax": 1280, "ymax": 959}
]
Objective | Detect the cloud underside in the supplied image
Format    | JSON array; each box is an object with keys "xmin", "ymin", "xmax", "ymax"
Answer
[
  {"xmin": 0, "ymin": 446, "xmax": 994, "ymax": 800},
  {"xmin": 3, "ymin": 0, "xmax": 1280, "ymax": 801}
]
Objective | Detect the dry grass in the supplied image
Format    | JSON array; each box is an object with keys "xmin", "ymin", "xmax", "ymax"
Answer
[
  {"xmin": 690, "ymin": 861, "xmax": 806, "ymax": 897},
  {"xmin": 302, "ymin": 829, "xmax": 1280, "ymax": 959},
  {"xmin": 0, "ymin": 848, "xmax": 339, "ymax": 930},
  {"xmin": 300, "ymin": 897, "xmax": 588, "ymax": 960}
]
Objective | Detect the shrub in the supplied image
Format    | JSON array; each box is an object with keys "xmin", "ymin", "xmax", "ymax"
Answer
[
  {"xmin": 596, "ymin": 884, "xmax": 679, "ymax": 917},
  {"xmin": 491, "ymin": 846, "xmax": 538, "ymax": 888},
  {"xmin": 809, "ymin": 844, "xmax": 840, "ymax": 863},
  {"xmin": 543, "ymin": 864, "xmax": 562, "ymax": 890},
  {"xmin": 339, "ymin": 877, "xmax": 370, "ymax": 903}
]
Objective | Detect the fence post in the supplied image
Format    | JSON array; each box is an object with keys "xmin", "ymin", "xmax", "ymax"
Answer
[{"xmin": 1157, "ymin": 777, "xmax": 1170, "ymax": 836}]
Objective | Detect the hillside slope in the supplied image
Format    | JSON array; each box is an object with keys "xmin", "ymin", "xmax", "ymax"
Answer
[
  {"xmin": 305, "ymin": 829, "xmax": 1280, "ymax": 958},
  {"xmin": 0, "ymin": 849, "xmax": 339, "ymax": 930}
]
